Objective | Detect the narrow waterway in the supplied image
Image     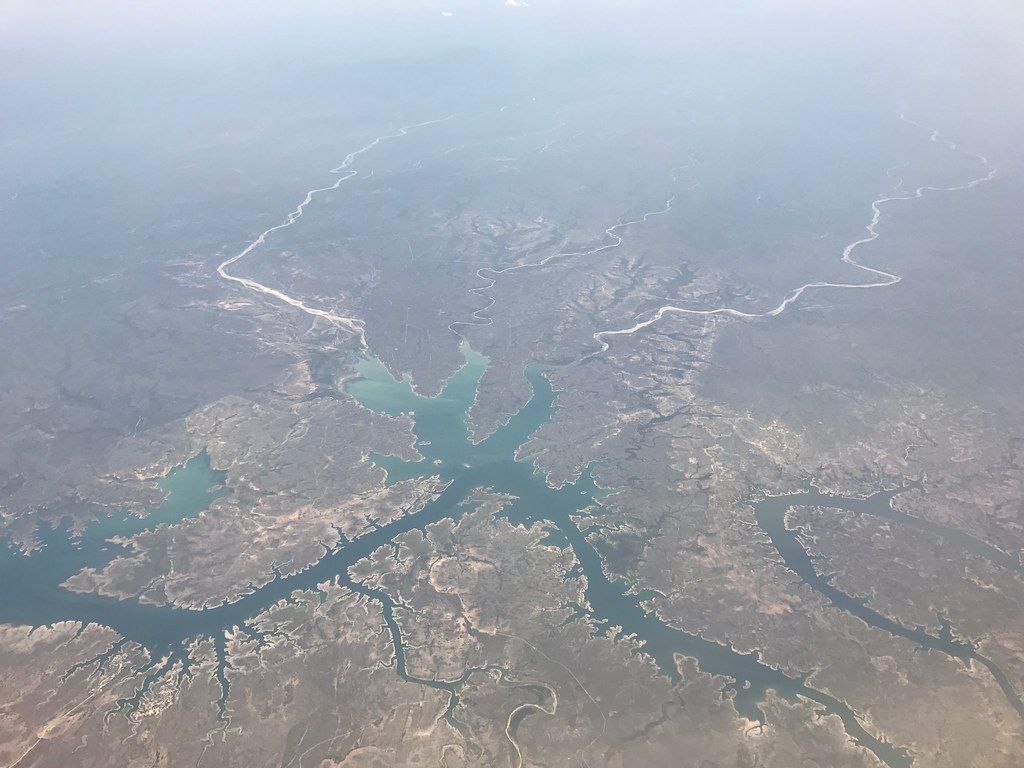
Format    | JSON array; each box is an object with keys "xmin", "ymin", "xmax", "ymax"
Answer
[{"xmin": 755, "ymin": 489, "xmax": 1024, "ymax": 719}]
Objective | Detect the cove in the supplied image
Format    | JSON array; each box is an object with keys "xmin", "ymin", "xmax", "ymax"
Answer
[
  {"xmin": 0, "ymin": 347, "xmax": 914, "ymax": 766},
  {"xmin": 0, "ymin": 452, "xmax": 227, "ymax": 635}
]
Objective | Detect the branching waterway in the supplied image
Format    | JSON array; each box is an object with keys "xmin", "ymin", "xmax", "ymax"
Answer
[{"xmin": 4, "ymin": 350, "xmax": 1020, "ymax": 764}]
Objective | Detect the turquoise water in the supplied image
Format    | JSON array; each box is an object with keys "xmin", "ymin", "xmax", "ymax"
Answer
[
  {"xmin": 18, "ymin": 351, "xmax": 1018, "ymax": 763},
  {"xmin": 0, "ymin": 452, "xmax": 226, "ymax": 635},
  {"xmin": 78, "ymin": 452, "xmax": 228, "ymax": 550}
]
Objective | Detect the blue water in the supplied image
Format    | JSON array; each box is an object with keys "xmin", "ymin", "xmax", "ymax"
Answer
[
  {"xmin": 755, "ymin": 488, "xmax": 1024, "ymax": 720},
  {"xmin": 0, "ymin": 348, "xmax": 945, "ymax": 765}
]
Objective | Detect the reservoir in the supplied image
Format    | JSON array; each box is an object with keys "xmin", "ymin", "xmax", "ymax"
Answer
[{"xmin": 15, "ymin": 346, "xmax": 1023, "ymax": 765}]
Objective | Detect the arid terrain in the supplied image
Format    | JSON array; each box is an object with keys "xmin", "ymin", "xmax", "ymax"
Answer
[{"xmin": 2, "ymin": 2, "xmax": 1024, "ymax": 767}]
